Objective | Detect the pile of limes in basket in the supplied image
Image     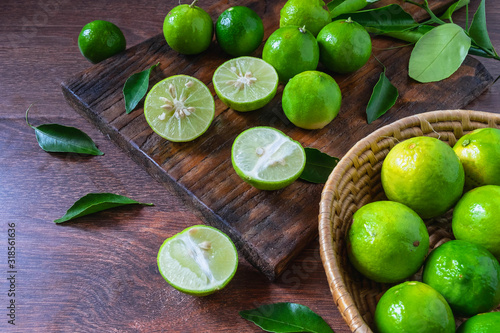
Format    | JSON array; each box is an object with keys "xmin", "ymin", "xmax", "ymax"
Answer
[{"xmin": 346, "ymin": 128, "xmax": 500, "ymax": 332}]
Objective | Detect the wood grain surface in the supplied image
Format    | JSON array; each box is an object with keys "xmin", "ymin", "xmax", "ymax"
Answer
[
  {"xmin": 62, "ymin": 0, "xmax": 492, "ymax": 281},
  {"xmin": 1, "ymin": 0, "xmax": 499, "ymax": 332}
]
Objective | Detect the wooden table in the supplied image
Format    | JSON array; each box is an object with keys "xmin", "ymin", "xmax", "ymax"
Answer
[{"xmin": 1, "ymin": 0, "xmax": 498, "ymax": 332}]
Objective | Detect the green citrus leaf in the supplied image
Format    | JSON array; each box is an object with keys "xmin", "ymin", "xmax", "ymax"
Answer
[
  {"xmin": 366, "ymin": 69, "xmax": 398, "ymax": 124},
  {"xmin": 239, "ymin": 302, "xmax": 334, "ymax": 333},
  {"xmin": 379, "ymin": 25, "xmax": 434, "ymax": 43},
  {"xmin": 409, "ymin": 23, "xmax": 471, "ymax": 83},
  {"xmin": 335, "ymin": 4, "xmax": 416, "ymax": 33},
  {"xmin": 440, "ymin": 0, "xmax": 469, "ymax": 21},
  {"xmin": 54, "ymin": 193, "xmax": 153, "ymax": 223},
  {"xmin": 328, "ymin": 0, "xmax": 381, "ymax": 19},
  {"xmin": 469, "ymin": 0, "xmax": 496, "ymax": 54},
  {"xmin": 26, "ymin": 104, "xmax": 103, "ymax": 155},
  {"xmin": 300, "ymin": 148, "xmax": 339, "ymax": 184},
  {"xmin": 123, "ymin": 62, "xmax": 160, "ymax": 114}
]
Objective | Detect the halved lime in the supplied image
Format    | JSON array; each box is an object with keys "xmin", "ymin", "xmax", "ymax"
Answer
[
  {"xmin": 157, "ymin": 225, "xmax": 238, "ymax": 296},
  {"xmin": 144, "ymin": 75, "xmax": 215, "ymax": 142},
  {"xmin": 213, "ymin": 56, "xmax": 279, "ymax": 112},
  {"xmin": 231, "ymin": 126, "xmax": 306, "ymax": 190}
]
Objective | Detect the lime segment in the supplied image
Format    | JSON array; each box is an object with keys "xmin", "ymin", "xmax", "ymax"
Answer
[
  {"xmin": 231, "ymin": 127, "xmax": 306, "ymax": 190},
  {"xmin": 157, "ymin": 225, "xmax": 238, "ymax": 296},
  {"xmin": 144, "ymin": 75, "xmax": 215, "ymax": 142},
  {"xmin": 213, "ymin": 57, "xmax": 279, "ymax": 112}
]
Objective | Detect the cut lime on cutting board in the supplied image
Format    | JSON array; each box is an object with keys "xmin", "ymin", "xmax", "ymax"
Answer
[
  {"xmin": 157, "ymin": 225, "xmax": 238, "ymax": 296},
  {"xmin": 144, "ymin": 75, "xmax": 215, "ymax": 142},
  {"xmin": 213, "ymin": 56, "xmax": 278, "ymax": 112},
  {"xmin": 231, "ymin": 126, "xmax": 306, "ymax": 190}
]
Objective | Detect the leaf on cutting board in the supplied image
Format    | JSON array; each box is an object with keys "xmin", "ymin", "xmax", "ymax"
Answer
[
  {"xmin": 26, "ymin": 104, "xmax": 104, "ymax": 155},
  {"xmin": 300, "ymin": 148, "xmax": 339, "ymax": 184},
  {"xmin": 54, "ymin": 193, "xmax": 154, "ymax": 223},
  {"xmin": 123, "ymin": 62, "xmax": 160, "ymax": 114},
  {"xmin": 409, "ymin": 23, "xmax": 471, "ymax": 83},
  {"xmin": 366, "ymin": 69, "xmax": 399, "ymax": 124},
  {"xmin": 239, "ymin": 302, "xmax": 334, "ymax": 333},
  {"xmin": 469, "ymin": 0, "xmax": 496, "ymax": 55}
]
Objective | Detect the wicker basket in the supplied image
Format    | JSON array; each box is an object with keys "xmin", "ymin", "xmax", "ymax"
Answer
[{"xmin": 319, "ymin": 110, "xmax": 500, "ymax": 333}]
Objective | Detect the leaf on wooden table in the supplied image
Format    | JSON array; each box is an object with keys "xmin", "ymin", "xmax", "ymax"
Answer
[
  {"xmin": 123, "ymin": 62, "xmax": 160, "ymax": 114},
  {"xmin": 300, "ymin": 148, "xmax": 339, "ymax": 184},
  {"xmin": 409, "ymin": 23, "xmax": 471, "ymax": 83},
  {"xmin": 366, "ymin": 69, "xmax": 399, "ymax": 124},
  {"xmin": 54, "ymin": 193, "xmax": 154, "ymax": 223},
  {"xmin": 239, "ymin": 302, "xmax": 334, "ymax": 333},
  {"xmin": 440, "ymin": 0, "xmax": 469, "ymax": 21},
  {"xmin": 26, "ymin": 104, "xmax": 104, "ymax": 155},
  {"xmin": 469, "ymin": 0, "xmax": 496, "ymax": 55},
  {"xmin": 328, "ymin": 0, "xmax": 381, "ymax": 19}
]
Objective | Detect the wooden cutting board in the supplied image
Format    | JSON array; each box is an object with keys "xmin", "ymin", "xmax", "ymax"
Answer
[{"xmin": 61, "ymin": 0, "xmax": 493, "ymax": 280}]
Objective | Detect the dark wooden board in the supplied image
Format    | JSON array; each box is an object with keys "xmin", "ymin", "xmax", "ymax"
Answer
[{"xmin": 61, "ymin": 0, "xmax": 493, "ymax": 280}]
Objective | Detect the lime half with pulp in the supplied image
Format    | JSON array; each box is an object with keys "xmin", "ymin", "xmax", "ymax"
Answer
[
  {"xmin": 213, "ymin": 56, "xmax": 279, "ymax": 112},
  {"xmin": 144, "ymin": 75, "xmax": 215, "ymax": 142},
  {"xmin": 157, "ymin": 225, "xmax": 238, "ymax": 296},
  {"xmin": 231, "ymin": 126, "xmax": 306, "ymax": 190}
]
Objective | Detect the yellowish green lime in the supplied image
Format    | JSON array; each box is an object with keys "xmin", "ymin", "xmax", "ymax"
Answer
[
  {"xmin": 78, "ymin": 20, "xmax": 126, "ymax": 64},
  {"xmin": 375, "ymin": 281, "xmax": 455, "ymax": 333},
  {"xmin": 279, "ymin": 0, "xmax": 331, "ymax": 37},
  {"xmin": 457, "ymin": 312, "xmax": 500, "ymax": 333},
  {"xmin": 422, "ymin": 240, "xmax": 500, "ymax": 317},
  {"xmin": 213, "ymin": 57, "xmax": 278, "ymax": 112},
  {"xmin": 453, "ymin": 128, "xmax": 500, "ymax": 191},
  {"xmin": 381, "ymin": 136, "xmax": 464, "ymax": 219},
  {"xmin": 347, "ymin": 201, "xmax": 429, "ymax": 283},
  {"xmin": 452, "ymin": 185, "xmax": 500, "ymax": 261},
  {"xmin": 144, "ymin": 75, "xmax": 214, "ymax": 142},
  {"xmin": 282, "ymin": 70, "xmax": 341, "ymax": 129},
  {"xmin": 231, "ymin": 127, "xmax": 306, "ymax": 190},
  {"xmin": 157, "ymin": 225, "xmax": 238, "ymax": 296}
]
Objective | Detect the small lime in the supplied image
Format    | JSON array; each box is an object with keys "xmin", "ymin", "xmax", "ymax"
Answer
[
  {"xmin": 282, "ymin": 71, "xmax": 341, "ymax": 129},
  {"xmin": 157, "ymin": 225, "xmax": 238, "ymax": 296},
  {"xmin": 163, "ymin": 1, "xmax": 213, "ymax": 55},
  {"xmin": 78, "ymin": 20, "xmax": 126, "ymax": 64},
  {"xmin": 279, "ymin": 0, "xmax": 331, "ymax": 37},
  {"xmin": 457, "ymin": 312, "xmax": 500, "ymax": 333},
  {"xmin": 375, "ymin": 281, "xmax": 455, "ymax": 333},
  {"xmin": 453, "ymin": 127, "xmax": 500, "ymax": 190},
  {"xmin": 215, "ymin": 6, "xmax": 264, "ymax": 57},
  {"xmin": 422, "ymin": 240, "xmax": 500, "ymax": 317},
  {"xmin": 231, "ymin": 127, "xmax": 306, "ymax": 190},
  {"xmin": 262, "ymin": 26, "xmax": 319, "ymax": 83},
  {"xmin": 381, "ymin": 136, "xmax": 464, "ymax": 219},
  {"xmin": 347, "ymin": 201, "xmax": 429, "ymax": 283},
  {"xmin": 452, "ymin": 185, "xmax": 500, "ymax": 261},
  {"xmin": 317, "ymin": 18, "xmax": 372, "ymax": 74},
  {"xmin": 144, "ymin": 75, "xmax": 214, "ymax": 142},
  {"xmin": 213, "ymin": 56, "xmax": 278, "ymax": 112}
]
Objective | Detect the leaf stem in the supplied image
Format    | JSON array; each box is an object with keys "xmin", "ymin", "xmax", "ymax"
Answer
[
  {"xmin": 25, "ymin": 103, "xmax": 35, "ymax": 129},
  {"xmin": 405, "ymin": 0, "xmax": 447, "ymax": 25},
  {"xmin": 189, "ymin": 0, "xmax": 198, "ymax": 8}
]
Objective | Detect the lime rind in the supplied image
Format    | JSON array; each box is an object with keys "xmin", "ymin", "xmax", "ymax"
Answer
[
  {"xmin": 157, "ymin": 225, "xmax": 238, "ymax": 296},
  {"xmin": 144, "ymin": 75, "xmax": 215, "ymax": 142},
  {"xmin": 231, "ymin": 126, "xmax": 306, "ymax": 190},
  {"xmin": 213, "ymin": 57, "xmax": 279, "ymax": 112}
]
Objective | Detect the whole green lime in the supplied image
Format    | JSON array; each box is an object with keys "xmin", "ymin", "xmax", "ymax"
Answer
[
  {"xmin": 279, "ymin": 0, "xmax": 331, "ymax": 37},
  {"xmin": 453, "ymin": 128, "xmax": 500, "ymax": 190},
  {"xmin": 423, "ymin": 240, "xmax": 500, "ymax": 317},
  {"xmin": 215, "ymin": 6, "xmax": 264, "ymax": 57},
  {"xmin": 457, "ymin": 312, "xmax": 500, "ymax": 333},
  {"xmin": 163, "ymin": 1, "xmax": 213, "ymax": 55},
  {"xmin": 317, "ymin": 18, "xmax": 372, "ymax": 74},
  {"xmin": 381, "ymin": 136, "xmax": 465, "ymax": 219},
  {"xmin": 375, "ymin": 281, "xmax": 455, "ymax": 333},
  {"xmin": 78, "ymin": 20, "xmax": 126, "ymax": 64},
  {"xmin": 452, "ymin": 185, "xmax": 500, "ymax": 261},
  {"xmin": 347, "ymin": 201, "xmax": 429, "ymax": 283},
  {"xmin": 262, "ymin": 26, "xmax": 319, "ymax": 83},
  {"xmin": 282, "ymin": 71, "xmax": 341, "ymax": 129}
]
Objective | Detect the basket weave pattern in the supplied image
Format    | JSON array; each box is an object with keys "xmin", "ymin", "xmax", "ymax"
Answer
[{"xmin": 319, "ymin": 110, "xmax": 500, "ymax": 333}]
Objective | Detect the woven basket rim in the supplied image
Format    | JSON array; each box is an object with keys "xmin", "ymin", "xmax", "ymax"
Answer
[{"xmin": 318, "ymin": 109, "xmax": 500, "ymax": 333}]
